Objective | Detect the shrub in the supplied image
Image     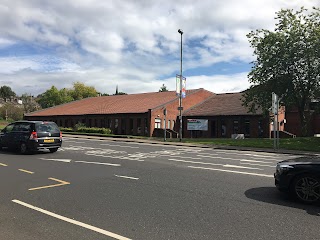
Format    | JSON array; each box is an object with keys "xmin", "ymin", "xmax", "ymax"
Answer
[
  {"xmin": 60, "ymin": 127, "xmax": 73, "ymax": 132},
  {"xmin": 76, "ymin": 127, "xmax": 112, "ymax": 134},
  {"xmin": 73, "ymin": 122, "xmax": 86, "ymax": 131}
]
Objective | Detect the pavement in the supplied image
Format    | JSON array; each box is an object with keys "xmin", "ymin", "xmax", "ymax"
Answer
[{"xmin": 63, "ymin": 133, "xmax": 319, "ymax": 157}]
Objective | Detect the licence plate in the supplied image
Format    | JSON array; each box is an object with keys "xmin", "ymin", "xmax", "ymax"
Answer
[{"xmin": 44, "ymin": 139, "xmax": 54, "ymax": 143}]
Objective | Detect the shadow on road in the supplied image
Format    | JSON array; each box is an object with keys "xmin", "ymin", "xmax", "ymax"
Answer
[
  {"xmin": 0, "ymin": 149, "xmax": 54, "ymax": 155},
  {"xmin": 245, "ymin": 187, "xmax": 320, "ymax": 216}
]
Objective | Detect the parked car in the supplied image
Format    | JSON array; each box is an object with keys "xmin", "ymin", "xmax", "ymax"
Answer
[
  {"xmin": 0, "ymin": 121, "xmax": 62, "ymax": 154},
  {"xmin": 274, "ymin": 157, "xmax": 320, "ymax": 203}
]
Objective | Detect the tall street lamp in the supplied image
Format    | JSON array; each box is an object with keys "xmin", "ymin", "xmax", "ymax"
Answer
[{"xmin": 178, "ymin": 29, "xmax": 183, "ymax": 142}]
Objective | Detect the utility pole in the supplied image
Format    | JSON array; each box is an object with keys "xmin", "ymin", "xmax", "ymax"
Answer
[{"xmin": 178, "ymin": 29, "xmax": 183, "ymax": 142}]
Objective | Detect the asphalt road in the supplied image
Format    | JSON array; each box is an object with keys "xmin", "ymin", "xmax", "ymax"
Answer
[{"xmin": 0, "ymin": 137, "xmax": 319, "ymax": 240}]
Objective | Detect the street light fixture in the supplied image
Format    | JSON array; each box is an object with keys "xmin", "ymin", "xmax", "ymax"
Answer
[{"xmin": 178, "ymin": 29, "xmax": 183, "ymax": 142}]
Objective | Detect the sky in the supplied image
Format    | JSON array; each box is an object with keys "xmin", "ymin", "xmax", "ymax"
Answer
[{"xmin": 0, "ymin": 0, "xmax": 319, "ymax": 96}]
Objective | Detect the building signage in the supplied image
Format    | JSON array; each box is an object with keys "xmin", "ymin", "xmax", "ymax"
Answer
[{"xmin": 187, "ymin": 119, "xmax": 208, "ymax": 131}]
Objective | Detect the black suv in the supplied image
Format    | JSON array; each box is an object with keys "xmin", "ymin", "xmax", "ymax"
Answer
[{"xmin": 0, "ymin": 121, "xmax": 62, "ymax": 154}]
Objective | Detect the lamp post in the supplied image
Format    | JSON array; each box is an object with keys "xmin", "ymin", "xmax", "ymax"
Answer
[{"xmin": 178, "ymin": 29, "xmax": 183, "ymax": 142}]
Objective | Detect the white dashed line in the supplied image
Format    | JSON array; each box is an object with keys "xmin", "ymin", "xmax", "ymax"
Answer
[
  {"xmin": 39, "ymin": 158, "xmax": 72, "ymax": 163},
  {"xmin": 75, "ymin": 161, "xmax": 120, "ymax": 167},
  {"xmin": 115, "ymin": 175, "xmax": 139, "ymax": 180}
]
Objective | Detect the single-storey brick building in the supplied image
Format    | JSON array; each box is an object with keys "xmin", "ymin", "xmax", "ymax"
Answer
[
  {"xmin": 25, "ymin": 89, "xmax": 214, "ymax": 137},
  {"xmin": 182, "ymin": 92, "xmax": 269, "ymax": 138},
  {"xmin": 24, "ymin": 89, "xmax": 319, "ymax": 138}
]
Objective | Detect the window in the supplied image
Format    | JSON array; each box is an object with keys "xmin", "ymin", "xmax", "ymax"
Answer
[
  {"xmin": 163, "ymin": 119, "xmax": 166, "ymax": 129},
  {"xmin": 168, "ymin": 120, "xmax": 171, "ymax": 129},
  {"xmin": 155, "ymin": 118, "xmax": 161, "ymax": 129},
  {"xmin": 4, "ymin": 124, "xmax": 14, "ymax": 133}
]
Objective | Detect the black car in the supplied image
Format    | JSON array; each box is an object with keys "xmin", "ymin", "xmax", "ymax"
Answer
[
  {"xmin": 274, "ymin": 157, "xmax": 320, "ymax": 203},
  {"xmin": 0, "ymin": 121, "xmax": 62, "ymax": 154}
]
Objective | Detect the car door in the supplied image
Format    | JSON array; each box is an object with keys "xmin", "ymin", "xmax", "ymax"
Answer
[{"xmin": 0, "ymin": 123, "xmax": 15, "ymax": 148}]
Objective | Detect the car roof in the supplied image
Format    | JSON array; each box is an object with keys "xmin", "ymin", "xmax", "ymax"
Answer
[{"xmin": 12, "ymin": 120, "xmax": 55, "ymax": 124}]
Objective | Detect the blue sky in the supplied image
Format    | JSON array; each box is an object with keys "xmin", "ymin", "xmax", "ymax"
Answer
[{"xmin": 0, "ymin": 0, "xmax": 319, "ymax": 96}]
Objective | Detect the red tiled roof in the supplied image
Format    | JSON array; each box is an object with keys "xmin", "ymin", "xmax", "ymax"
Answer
[
  {"xmin": 184, "ymin": 92, "xmax": 261, "ymax": 116},
  {"xmin": 26, "ymin": 89, "xmax": 201, "ymax": 117}
]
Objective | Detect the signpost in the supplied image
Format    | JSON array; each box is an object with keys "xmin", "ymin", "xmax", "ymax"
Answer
[
  {"xmin": 163, "ymin": 108, "xmax": 167, "ymax": 142},
  {"xmin": 272, "ymin": 92, "xmax": 279, "ymax": 150}
]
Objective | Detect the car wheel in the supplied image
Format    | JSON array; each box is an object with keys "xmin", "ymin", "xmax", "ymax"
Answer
[
  {"xmin": 291, "ymin": 174, "xmax": 320, "ymax": 203},
  {"xmin": 19, "ymin": 142, "xmax": 28, "ymax": 154},
  {"xmin": 49, "ymin": 148, "xmax": 58, "ymax": 153}
]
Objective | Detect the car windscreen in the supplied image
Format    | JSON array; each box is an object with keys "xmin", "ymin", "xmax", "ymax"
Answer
[{"xmin": 35, "ymin": 122, "xmax": 60, "ymax": 133}]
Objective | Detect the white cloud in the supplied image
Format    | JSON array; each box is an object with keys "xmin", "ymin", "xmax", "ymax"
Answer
[{"xmin": 0, "ymin": 0, "xmax": 319, "ymax": 96}]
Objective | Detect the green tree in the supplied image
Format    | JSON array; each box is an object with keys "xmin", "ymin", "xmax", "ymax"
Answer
[
  {"xmin": 37, "ymin": 82, "xmax": 98, "ymax": 109},
  {"xmin": 159, "ymin": 84, "xmax": 168, "ymax": 92},
  {"xmin": 243, "ymin": 7, "xmax": 320, "ymax": 136},
  {"xmin": 0, "ymin": 85, "xmax": 16, "ymax": 101},
  {"xmin": 58, "ymin": 88, "xmax": 73, "ymax": 103},
  {"xmin": 37, "ymin": 86, "xmax": 61, "ymax": 108},
  {"xmin": 70, "ymin": 82, "xmax": 98, "ymax": 100}
]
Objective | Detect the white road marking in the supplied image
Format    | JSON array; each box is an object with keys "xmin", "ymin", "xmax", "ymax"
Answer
[
  {"xmin": 243, "ymin": 154, "xmax": 281, "ymax": 159},
  {"xmin": 240, "ymin": 159, "xmax": 274, "ymax": 164},
  {"xmin": 188, "ymin": 166, "xmax": 273, "ymax": 178},
  {"xmin": 197, "ymin": 154, "xmax": 219, "ymax": 158},
  {"xmin": 117, "ymin": 157, "xmax": 145, "ymax": 162},
  {"xmin": 39, "ymin": 158, "xmax": 72, "ymax": 163},
  {"xmin": 168, "ymin": 158, "xmax": 222, "ymax": 166},
  {"xmin": 198, "ymin": 154, "xmax": 282, "ymax": 163},
  {"xmin": 197, "ymin": 155, "xmax": 239, "ymax": 161},
  {"xmin": 174, "ymin": 156, "xmax": 202, "ymax": 160},
  {"xmin": 12, "ymin": 200, "xmax": 132, "ymax": 240},
  {"xmin": 168, "ymin": 159, "xmax": 262, "ymax": 170},
  {"xmin": 85, "ymin": 153, "xmax": 145, "ymax": 162},
  {"xmin": 222, "ymin": 164, "xmax": 262, "ymax": 170},
  {"xmin": 240, "ymin": 162, "xmax": 275, "ymax": 168},
  {"xmin": 115, "ymin": 175, "xmax": 139, "ymax": 180},
  {"xmin": 100, "ymin": 144, "xmax": 139, "ymax": 149},
  {"xmin": 75, "ymin": 161, "xmax": 120, "ymax": 167}
]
